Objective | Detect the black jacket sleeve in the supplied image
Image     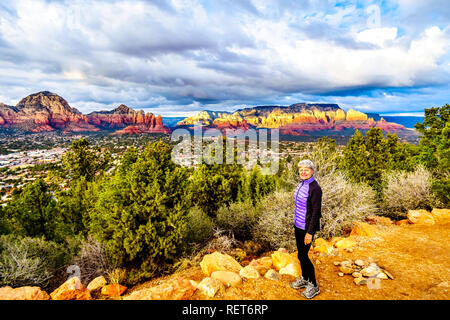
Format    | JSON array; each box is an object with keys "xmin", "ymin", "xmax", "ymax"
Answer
[{"xmin": 307, "ymin": 184, "xmax": 322, "ymax": 235}]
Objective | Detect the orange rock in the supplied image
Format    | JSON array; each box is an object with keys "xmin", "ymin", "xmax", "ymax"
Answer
[
  {"xmin": 124, "ymin": 277, "xmax": 196, "ymax": 300},
  {"xmin": 239, "ymin": 265, "xmax": 260, "ymax": 279},
  {"xmin": 431, "ymin": 208, "xmax": 450, "ymax": 223},
  {"xmin": 271, "ymin": 251, "xmax": 300, "ymax": 271},
  {"xmin": 197, "ymin": 277, "xmax": 225, "ymax": 298},
  {"xmin": 334, "ymin": 238, "xmax": 357, "ymax": 249},
  {"xmin": 211, "ymin": 271, "xmax": 242, "ymax": 288},
  {"xmin": 200, "ymin": 252, "xmax": 242, "ymax": 276},
  {"xmin": 407, "ymin": 210, "xmax": 435, "ymax": 225},
  {"xmin": 101, "ymin": 284, "xmax": 127, "ymax": 297},
  {"xmin": 313, "ymin": 238, "xmax": 333, "ymax": 254},
  {"xmin": 279, "ymin": 262, "xmax": 301, "ymax": 278},
  {"xmin": 50, "ymin": 277, "xmax": 92, "ymax": 300},
  {"xmin": 87, "ymin": 276, "xmax": 107, "ymax": 292},
  {"xmin": 0, "ymin": 286, "xmax": 50, "ymax": 300},
  {"xmin": 395, "ymin": 219, "xmax": 410, "ymax": 225},
  {"xmin": 249, "ymin": 257, "xmax": 273, "ymax": 275},
  {"xmin": 350, "ymin": 222, "xmax": 377, "ymax": 237}
]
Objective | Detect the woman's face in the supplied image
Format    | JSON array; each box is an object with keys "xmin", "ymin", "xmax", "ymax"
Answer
[{"xmin": 298, "ymin": 166, "xmax": 314, "ymax": 180}]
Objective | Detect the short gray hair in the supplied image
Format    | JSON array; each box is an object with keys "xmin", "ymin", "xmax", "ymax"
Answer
[{"xmin": 297, "ymin": 159, "xmax": 316, "ymax": 173}]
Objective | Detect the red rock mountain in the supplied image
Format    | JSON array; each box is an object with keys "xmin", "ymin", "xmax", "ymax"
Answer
[
  {"xmin": 176, "ymin": 103, "xmax": 414, "ymax": 139},
  {"xmin": 0, "ymin": 91, "xmax": 170, "ymax": 134}
]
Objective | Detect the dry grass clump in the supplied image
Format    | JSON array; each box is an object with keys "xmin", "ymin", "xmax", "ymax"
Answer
[
  {"xmin": 317, "ymin": 170, "xmax": 378, "ymax": 239},
  {"xmin": 252, "ymin": 190, "xmax": 296, "ymax": 251},
  {"xmin": 380, "ymin": 165, "xmax": 436, "ymax": 219},
  {"xmin": 71, "ymin": 236, "xmax": 115, "ymax": 285}
]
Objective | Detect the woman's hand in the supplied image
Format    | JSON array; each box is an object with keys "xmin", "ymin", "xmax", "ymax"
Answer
[{"xmin": 304, "ymin": 233, "xmax": 312, "ymax": 245}]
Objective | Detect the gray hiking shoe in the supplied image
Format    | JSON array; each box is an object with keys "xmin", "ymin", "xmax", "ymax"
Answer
[
  {"xmin": 301, "ymin": 281, "xmax": 320, "ymax": 299},
  {"xmin": 290, "ymin": 276, "xmax": 308, "ymax": 289}
]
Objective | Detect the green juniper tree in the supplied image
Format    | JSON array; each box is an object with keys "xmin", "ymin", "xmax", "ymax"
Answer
[{"xmin": 88, "ymin": 141, "xmax": 191, "ymax": 284}]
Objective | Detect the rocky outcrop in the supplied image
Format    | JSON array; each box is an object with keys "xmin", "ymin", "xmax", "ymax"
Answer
[
  {"xmin": 87, "ymin": 104, "xmax": 170, "ymax": 134},
  {"xmin": 176, "ymin": 103, "xmax": 410, "ymax": 137},
  {"xmin": 50, "ymin": 276, "xmax": 92, "ymax": 300},
  {"xmin": 0, "ymin": 92, "xmax": 170, "ymax": 134},
  {"xmin": 0, "ymin": 286, "xmax": 50, "ymax": 300},
  {"xmin": 200, "ymin": 252, "xmax": 243, "ymax": 277},
  {"xmin": 123, "ymin": 277, "xmax": 196, "ymax": 300}
]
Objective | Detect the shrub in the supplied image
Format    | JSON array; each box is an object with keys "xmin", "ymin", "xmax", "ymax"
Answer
[
  {"xmin": 252, "ymin": 190, "xmax": 296, "ymax": 251},
  {"xmin": 0, "ymin": 235, "xmax": 71, "ymax": 290},
  {"xmin": 317, "ymin": 171, "xmax": 378, "ymax": 239},
  {"xmin": 216, "ymin": 199, "xmax": 260, "ymax": 242},
  {"xmin": 70, "ymin": 236, "xmax": 114, "ymax": 286},
  {"xmin": 380, "ymin": 165, "xmax": 436, "ymax": 218},
  {"xmin": 88, "ymin": 142, "xmax": 191, "ymax": 284},
  {"xmin": 184, "ymin": 205, "xmax": 216, "ymax": 247}
]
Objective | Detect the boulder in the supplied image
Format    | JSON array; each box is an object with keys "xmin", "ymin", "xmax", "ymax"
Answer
[
  {"xmin": 50, "ymin": 277, "xmax": 92, "ymax": 300},
  {"xmin": 431, "ymin": 208, "xmax": 450, "ymax": 223},
  {"xmin": 0, "ymin": 286, "xmax": 50, "ymax": 300},
  {"xmin": 271, "ymin": 251, "xmax": 300, "ymax": 271},
  {"xmin": 124, "ymin": 277, "xmax": 196, "ymax": 300},
  {"xmin": 249, "ymin": 257, "xmax": 273, "ymax": 275},
  {"xmin": 200, "ymin": 252, "xmax": 242, "ymax": 276},
  {"xmin": 350, "ymin": 222, "xmax": 377, "ymax": 237},
  {"xmin": 407, "ymin": 210, "xmax": 435, "ymax": 225},
  {"xmin": 101, "ymin": 284, "xmax": 127, "ymax": 297},
  {"xmin": 239, "ymin": 265, "xmax": 260, "ymax": 279},
  {"xmin": 279, "ymin": 262, "xmax": 301, "ymax": 278},
  {"xmin": 264, "ymin": 269, "xmax": 279, "ymax": 281},
  {"xmin": 313, "ymin": 238, "xmax": 333, "ymax": 254},
  {"xmin": 334, "ymin": 238, "xmax": 357, "ymax": 249},
  {"xmin": 354, "ymin": 277, "xmax": 367, "ymax": 285},
  {"xmin": 211, "ymin": 271, "xmax": 242, "ymax": 288},
  {"xmin": 197, "ymin": 277, "xmax": 225, "ymax": 298},
  {"xmin": 87, "ymin": 276, "xmax": 107, "ymax": 292}
]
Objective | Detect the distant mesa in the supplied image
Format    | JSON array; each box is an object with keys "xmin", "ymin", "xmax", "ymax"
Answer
[
  {"xmin": 175, "ymin": 103, "xmax": 413, "ymax": 139},
  {"xmin": 0, "ymin": 92, "xmax": 416, "ymax": 139},
  {"xmin": 0, "ymin": 91, "xmax": 170, "ymax": 134}
]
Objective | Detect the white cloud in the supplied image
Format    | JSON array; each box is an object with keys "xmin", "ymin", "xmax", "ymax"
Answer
[{"xmin": 0, "ymin": 0, "xmax": 448, "ymax": 115}]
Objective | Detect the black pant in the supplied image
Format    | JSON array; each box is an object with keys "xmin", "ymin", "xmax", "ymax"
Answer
[{"xmin": 294, "ymin": 226, "xmax": 317, "ymax": 286}]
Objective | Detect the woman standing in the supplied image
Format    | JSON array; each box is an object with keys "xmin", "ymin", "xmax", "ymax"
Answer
[{"xmin": 290, "ymin": 159, "xmax": 322, "ymax": 299}]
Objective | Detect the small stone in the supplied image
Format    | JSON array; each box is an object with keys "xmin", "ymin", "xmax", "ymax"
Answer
[
  {"xmin": 361, "ymin": 266, "xmax": 380, "ymax": 278},
  {"xmin": 383, "ymin": 270, "xmax": 394, "ymax": 280},
  {"xmin": 354, "ymin": 277, "xmax": 367, "ymax": 285},
  {"xmin": 354, "ymin": 259, "xmax": 365, "ymax": 267},
  {"xmin": 338, "ymin": 272, "xmax": 344, "ymax": 277},
  {"xmin": 197, "ymin": 277, "xmax": 225, "ymax": 298},
  {"xmin": 339, "ymin": 265, "xmax": 354, "ymax": 275},
  {"xmin": 333, "ymin": 261, "xmax": 341, "ymax": 266},
  {"xmin": 264, "ymin": 269, "xmax": 279, "ymax": 281},
  {"xmin": 352, "ymin": 272, "xmax": 362, "ymax": 278},
  {"xmin": 376, "ymin": 272, "xmax": 388, "ymax": 280},
  {"xmin": 277, "ymin": 248, "xmax": 288, "ymax": 253}
]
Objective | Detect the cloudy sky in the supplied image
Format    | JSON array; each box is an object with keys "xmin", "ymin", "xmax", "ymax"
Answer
[{"xmin": 0, "ymin": 0, "xmax": 449, "ymax": 117}]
